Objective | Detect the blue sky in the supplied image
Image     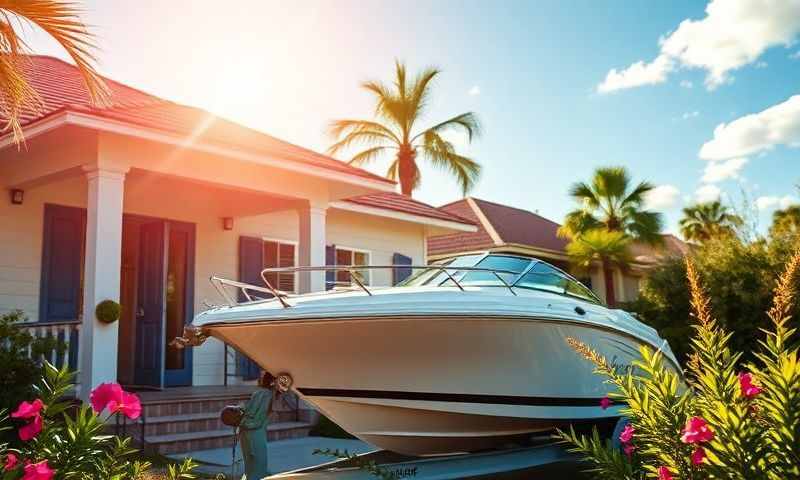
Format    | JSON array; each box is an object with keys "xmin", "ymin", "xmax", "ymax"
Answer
[{"xmin": 25, "ymin": 0, "xmax": 800, "ymax": 235}]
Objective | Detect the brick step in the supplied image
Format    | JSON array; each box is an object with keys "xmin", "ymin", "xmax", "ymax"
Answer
[
  {"xmin": 140, "ymin": 395, "xmax": 254, "ymax": 418},
  {"xmin": 144, "ymin": 422, "xmax": 313, "ymax": 455},
  {"xmin": 125, "ymin": 409, "xmax": 305, "ymax": 437}
]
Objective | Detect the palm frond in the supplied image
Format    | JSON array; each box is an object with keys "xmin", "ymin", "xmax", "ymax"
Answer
[
  {"xmin": 621, "ymin": 180, "xmax": 655, "ymax": 207},
  {"xmin": 328, "ymin": 119, "xmax": 400, "ymax": 143},
  {"xmin": 592, "ymin": 166, "xmax": 630, "ymax": 201},
  {"xmin": 406, "ymin": 66, "xmax": 439, "ymax": 129},
  {"xmin": 326, "ymin": 128, "xmax": 396, "ymax": 156},
  {"xmin": 420, "ymin": 130, "xmax": 481, "ymax": 195},
  {"xmin": 624, "ymin": 208, "xmax": 664, "ymax": 245},
  {"xmin": 348, "ymin": 145, "xmax": 394, "ymax": 167},
  {"xmin": 558, "ymin": 209, "xmax": 602, "ymax": 239},
  {"xmin": 567, "ymin": 182, "xmax": 601, "ymax": 209},
  {"xmin": 412, "ymin": 111, "xmax": 481, "ymax": 143},
  {"xmin": 565, "ymin": 228, "xmax": 632, "ymax": 272}
]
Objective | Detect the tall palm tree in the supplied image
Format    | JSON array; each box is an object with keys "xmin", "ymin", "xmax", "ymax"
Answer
[
  {"xmin": 557, "ymin": 166, "xmax": 664, "ymax": 306},
  {"xmin": 328, "ymin": 61, "xmax": 481, "ymax": 196},
  {"xmin": 0, "ymin": 1, "xmax": 107, "ymax": 143},
  {"xmin": 679, "ymin": 201, "xmax": 743, "ymax": 243},
  {"xmin": 770, "ymin": 205, "xmax": 800, "ymax": 237}
]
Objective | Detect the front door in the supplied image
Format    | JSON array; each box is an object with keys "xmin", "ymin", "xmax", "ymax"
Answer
[{"xmin": 134, "ymin": 220, "xmax": 166, "ymax": 388}]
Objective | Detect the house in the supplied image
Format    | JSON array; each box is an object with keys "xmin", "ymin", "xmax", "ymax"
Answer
[
  {"xmin": 427, "ymin": 197, "xmax": 687, "ymax": 303},
  {"xmin": 0, "ymin": 56, "xmax": 476, "ymax": 398}
]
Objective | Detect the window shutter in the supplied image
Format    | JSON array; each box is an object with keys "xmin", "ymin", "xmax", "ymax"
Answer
[
  {"xmin": 237, "ymin": 236, "xmax": 264, "ymax": 380},
  {"xmin": 392, "ymin": 253, "xmax": 413, "ymax": 285},
  {"xmin": 325, "ymin": 244, "xmax": 336, "ymax": 290},
  {"xmin": 40, "ymin": 205, "xmax": 85, "ymax": 322}
]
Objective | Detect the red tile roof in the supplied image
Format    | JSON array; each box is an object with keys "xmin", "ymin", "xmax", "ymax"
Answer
[
  {"xmin": 342, "ymin": 192, "xmax": 475, "ymax": 225},
  {"xmin": 12, "ymin": 55, "xmax": 393, "ymax": 185},
  {"xmin": 428, "ymin": 198, "xmax": 569, "ymax": 256}
]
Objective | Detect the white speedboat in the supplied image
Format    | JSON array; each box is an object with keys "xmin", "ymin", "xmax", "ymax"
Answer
[{"xmin": 184, "ymin": 253, "xmax": 679, "ymax": 456}]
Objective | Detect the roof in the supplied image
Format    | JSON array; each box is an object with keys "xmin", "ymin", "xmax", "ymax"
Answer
[
  {"xmin": 428, "ymin": 197, "xmax": 689, "ymax": 264},
  {"xmin": 342, "ymin": 192, "xmax": 474, "ymax": 225},
  {"xmin": 9, "ymin": 55, "xmax": 393, "ymax": 185},
  {"xmin": 428, "ymin": 197, "xmax": 568, "ymax": 256}
]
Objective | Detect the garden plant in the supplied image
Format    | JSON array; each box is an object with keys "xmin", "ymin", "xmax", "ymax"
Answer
[{"xmin": 558, "ymin": 245, "xmax": 800, "ymax": 479}]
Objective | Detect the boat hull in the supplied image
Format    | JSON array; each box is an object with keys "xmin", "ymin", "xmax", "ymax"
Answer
[{"xmin": 206, "ymin": 314, "xmax": 648, "ymax": 456}]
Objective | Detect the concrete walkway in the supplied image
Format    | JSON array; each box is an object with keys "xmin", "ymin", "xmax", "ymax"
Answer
[{"xmin": 169, "ymin": 436, "xmax": 373, "ymax": 478}]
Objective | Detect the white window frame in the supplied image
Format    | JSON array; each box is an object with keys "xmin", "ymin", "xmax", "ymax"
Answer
[
  {"xmin": 334, "ymin": 245, "xmax": 372, "ymax": 286},
  {"xmin": 262, "ymin": 237, "xmax": 299, "ymax": 294}
]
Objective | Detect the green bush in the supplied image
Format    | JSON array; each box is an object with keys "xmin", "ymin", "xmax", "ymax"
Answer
[
  {"xmin": 558, "ymin": 247, "xmax": 800, "ymax": 479},
  {"xmin": 0, "ymin": 311, "xmax": 65, "ymax": 442},
  {"xmin": 625, "ymin": 234, "xmax": 799, "ymax": 365}
]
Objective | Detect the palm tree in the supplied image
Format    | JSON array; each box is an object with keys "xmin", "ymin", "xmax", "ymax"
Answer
[
  {"xmin": 566, "ymin": 229, "xmax": 632, "ymax": 306},
  {"xmin": 679, "ymin": 201, "xmax": 743, "ymax": 243},
  {"xmin": 557, "ymin": 166, "xmax": 664, "ymax": 306},
  {"xmin": 0, "ymin": 1, "xmax": 107, "ymax": 143},
  {"xmin": 770, "ymin": 205, "xmax": 800, "ymax": 237},
  {"xmin": 328, "ymin": 61, "xmax": 481, "ymax": 196}
]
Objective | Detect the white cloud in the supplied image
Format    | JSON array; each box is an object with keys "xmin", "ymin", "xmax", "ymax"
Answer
[
  {"xmin": 468, "ymin": 85, "xmax": 480, "ymax": 96},
  {"xmin": 597, "ymin": 55, "xmax": 673, "ymax": 93},
  {"xmin": 756, "ymin": 195, "xmax": 799, "ymax": 210},
  {"xmin": 682, "ymin": 110, "xmax": 700, "ymax": 120},
  {"xmin": 695, "ymin": 184, "xmax": 722, "ymax": 203},
  {"xmin": 702, "ymin": 157, "xmax": 748, "ymax": 182},
  {"xmin": 644, "ymin": 184, "xmax": 681, "ymax": 209},
  {"xmin": 680, "ymin": 80, "xmax": 694, "ymax": 88},
  {"xmin": 598, "ymin": 0, "xmax": 800, "ymax": 92},
  {"xmin": 699, "ymin": 94, "xmax": 800, "ymax": 160}
]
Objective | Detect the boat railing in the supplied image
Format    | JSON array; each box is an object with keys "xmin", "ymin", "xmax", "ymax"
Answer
[{"xmin": 209, "ymin": 264, "xmax": 523, "ymax": 309}]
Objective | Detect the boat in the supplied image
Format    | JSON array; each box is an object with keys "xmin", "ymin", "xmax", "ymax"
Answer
[{"xmin": 181, "ymin": 252, "xmax": 680, "ymax": 456}]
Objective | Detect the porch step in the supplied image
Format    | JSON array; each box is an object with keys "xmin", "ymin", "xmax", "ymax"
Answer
[
  {"xmin": 144, "ymin": 422, "xmax": 313, "ymax": 455},
  {"xmin": 132, "ymin": 409, "xmax": 306, "ymax": 437}
]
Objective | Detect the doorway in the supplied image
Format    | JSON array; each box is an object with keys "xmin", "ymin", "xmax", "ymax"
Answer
[{"xmin": 119, "ymin": 215, "xmax": 195, "ymax": 389}]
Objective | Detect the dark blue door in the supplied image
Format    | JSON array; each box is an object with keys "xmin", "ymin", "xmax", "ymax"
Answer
[
  {"xmin": 134, "ymin": 221, "xmax": 166, "ymax": 388},
  {"xmin": 237, "ymin": 236, "xmax": 263, "ymax": 381},
  {"xmin": 164, "ymin": 222, "xmax": 195, "ymax": 387}
]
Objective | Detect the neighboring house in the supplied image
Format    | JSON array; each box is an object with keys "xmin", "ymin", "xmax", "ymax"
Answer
[
  {"xmin": 0, "ymin": 56, "xmax": 476, "ymax": 395},
  {"xmin": 427, "ymin": 197, "xmax": 687, "ymax": 303}
]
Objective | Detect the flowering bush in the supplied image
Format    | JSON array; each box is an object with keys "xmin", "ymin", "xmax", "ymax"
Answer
[
  {"xmin": 558, "ymin": 246, "xmax": 800, "ymax": 479},
  {"xmin": 0, "ymin": 362, "xmax": 195, "ymax": 480}
]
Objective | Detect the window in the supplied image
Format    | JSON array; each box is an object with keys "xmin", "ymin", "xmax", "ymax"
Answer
[
  {"xmin": 459, "ymin": 255, "xmax": 532, "ymax": 286},
  {"xmin": 262, "ymin": 240, "xmax": 296, "ymax": 293},
  {"xmin": 334, "ymin": 247, "xmax": 370, "ymax": 286},
  {"xmin": 515, "ymin": 262, "xmax": 600, "ymax": 304}
]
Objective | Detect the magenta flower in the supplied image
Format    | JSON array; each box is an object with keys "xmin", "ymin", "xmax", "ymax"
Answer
[
  {"xmin": 619, "ymin": 424, "xmax": 635, "ymax": 444},
  {"xmin": 11, "ymin": 399, "xmax": 43, "ymax": 420},
  {"xmin": 657, "ymin": 466, "xmax": 674, "ymax": 480},
  {"xmin": 4, "ymin": 453, "xmax": 18, "ymax": 471},
  {"xmin": 681, "ymin": 416, "xmax": 715, "ymax": 444},
  {"xmin": 738, "ymin": 372, "xmax": 762, "ymax": 399},
  {"xmin": 89, "ymin": 383, "xmax": 124, "ymax": 414},
  {"xmin": 691, "ymin": 447, "xmax": 707, "ymax": 465},
  {"xmin": 600, "ymin": 396, "xmax": 612, "ymax": 410},
  {"xmin": 107, "ymin": 391, "xmax": 142, "ymax": 420},
  {"xmin": 22, "ymin": 460, "xmax": 54, "ymax": 480},
  {"xmin": 18, "ymin": 414, "xmax": 42, "ymax": 441},
  {"xmin": 623, "ymin": 443, "xmax": 636, "ymax": 457}
]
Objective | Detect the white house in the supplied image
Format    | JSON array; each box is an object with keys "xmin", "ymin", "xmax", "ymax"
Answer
[{"xmin": 0, "ymin": 56, "xmax": 476, "ymax": 396}]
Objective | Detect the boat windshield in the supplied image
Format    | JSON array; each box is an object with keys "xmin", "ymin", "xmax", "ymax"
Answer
[{"xmin": 513, "ymin": 262, "xmax": 600, "ymax": 304}]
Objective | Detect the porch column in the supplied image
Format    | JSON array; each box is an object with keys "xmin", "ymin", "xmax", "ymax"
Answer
[
  {"xmin": 297, "ymin": 204, "xmax": 327, "ymax": 293},
  {"xmin": 79, "ymin": 166, "xmax": 128, "ymax": 397}
]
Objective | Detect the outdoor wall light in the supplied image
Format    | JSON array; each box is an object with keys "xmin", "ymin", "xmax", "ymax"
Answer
[
  {"xmin": 10, "ymin": 189, "xmax": 23, "ymax": 205},
  {"xmin": 222, "ymin": 217, "xmax": 234, "ymax": 230}
]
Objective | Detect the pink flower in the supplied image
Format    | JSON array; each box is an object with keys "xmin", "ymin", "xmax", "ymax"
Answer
[
  {"xmin": 22, "ymin": 460, "xmax": 54, "ymax": 480},
  {"xmin": 11, "ymin": 399, "xmax": 43, "ymax": 420},
  {"xmin": 619, "ymin": 424, "xmax": 635, "ymax": 444},
  {"xmin": 681, "ymin": 416, "xmax": 715, "ymax": 444},
  {"xmin": 623, "ymin": 443, "xmax": 636, "ymax": 457},
  {"xmin": 4, "ymin": 453, "xmax": 18, "ymax": 471},
  {"xmin": 89, "ymin": 383, "xmax": 124, "ymax": 414},
  {"xmin": 691, "ymin": 447, "xmax": 707, "ymax": 465},
  {"xmin": 657, "ymin": 466, "xmax": 674, "ymax": 480},
  {"xmin": 738, "ymin": 372, "xmax": 762, "ymax": 399},
  {"xmin": 600, "ymin": 396, "xmax": 612, "ymax": 410},
  {"xmin": 107, "ymin": 391, "xmax": 142, "ymax": 420},
  {"xmin": 19, "ymin": 414, "xmax": 42, "ymax": 441}
]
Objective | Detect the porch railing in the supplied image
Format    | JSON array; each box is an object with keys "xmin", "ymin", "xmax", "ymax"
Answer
[{"xmin": 15, "ymin": 320, "xmax": 81, "ymax": 374}]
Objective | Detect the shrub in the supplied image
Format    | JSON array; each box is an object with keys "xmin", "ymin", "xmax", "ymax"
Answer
[
  {"xmin": 0, "ymin": 311, "xmax": 65, "ymax": 441},
  {"xmin": 0, "ymin": 362, "xmax": 197, "ymax": 479},
  {"xmin": 558, "ymin": 245, "xmax": 800, "ymax": 479}
]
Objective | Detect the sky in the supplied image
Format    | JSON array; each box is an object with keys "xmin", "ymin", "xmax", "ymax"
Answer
[{"xmin": 22, "ymin": 0, "xmax": 800, "ymax": 235}]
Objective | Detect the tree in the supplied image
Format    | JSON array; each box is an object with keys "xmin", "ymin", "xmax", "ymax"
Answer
[
  {"xmin": 566, "ymin": 229, "xmax": 632, "ymax": 307},
  {"xmin": 328, "ymin": 61, "xmax": 481, "ymax": 196},
  {"xmin": 558, "ymin": 166, "xmax": 664, "ymax": 306},
  {"xmin": 0, "ymin": 0, "xmax": 108, "ymax": 143},
  {"xmin": 770, "ymin": 205, "xmax": 800, "ymax": 237},
  {"xmin": 679, "ymin": 201, "xmax": 743, "ymax": 243}
]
